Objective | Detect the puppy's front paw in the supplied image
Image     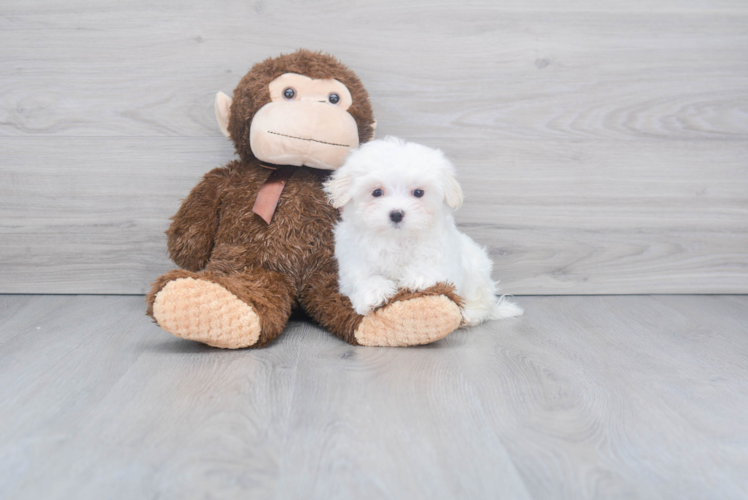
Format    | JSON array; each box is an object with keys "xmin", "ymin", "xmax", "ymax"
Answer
[
  {"xmin": 350, "ymin": 276, "xmax": 398, "ymax": 315},
  {"xmin": 399, "ymin": 273, "xmax": 438, "ymax": 292}
]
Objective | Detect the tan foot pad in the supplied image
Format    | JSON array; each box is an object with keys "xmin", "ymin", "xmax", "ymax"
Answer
[
  {"xmin": 355, "ymin": 295, "xmax": 462, "ymax": 347},
  {"xmin": 152, "ymin": 277, "xmax": 261, "ymax": 349}
]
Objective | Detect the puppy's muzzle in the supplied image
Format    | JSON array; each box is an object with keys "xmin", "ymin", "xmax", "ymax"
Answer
[{"xmin": 389, "ymin": 210, "xmax": 404, "ymax": 223}]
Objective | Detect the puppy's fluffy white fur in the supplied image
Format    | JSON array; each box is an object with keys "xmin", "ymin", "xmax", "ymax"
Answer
[{"xmin": 324, "ymin": 137, "xmax": 523, "ymax": 325}]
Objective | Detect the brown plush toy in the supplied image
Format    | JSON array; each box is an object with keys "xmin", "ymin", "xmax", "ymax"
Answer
[{"xmin": 146, "ymin": 49, "xmax": 464, "ymax": 348}]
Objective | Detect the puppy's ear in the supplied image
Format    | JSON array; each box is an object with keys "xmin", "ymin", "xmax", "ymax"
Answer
[
  {"xmin": 324, "ymin": 170, "xmax": 354, "ymax": 208},
  {"xmin": 442, "ymin": 167, "xmax": 464, "ymax": 210}
]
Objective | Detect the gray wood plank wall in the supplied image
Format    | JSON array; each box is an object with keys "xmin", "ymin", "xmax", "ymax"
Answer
[{"xmin": 1, "ymin": 0, "xmax": 747, "ymax": 294}]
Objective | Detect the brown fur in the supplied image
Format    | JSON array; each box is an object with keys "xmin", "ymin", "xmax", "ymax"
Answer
[
  {"xmin": 146, "ymin": 49, "xmax": 461, "ymax": 348},
  {"xmin": 380, "ymin": 282, "xmax": 465, "ymax": 311}
]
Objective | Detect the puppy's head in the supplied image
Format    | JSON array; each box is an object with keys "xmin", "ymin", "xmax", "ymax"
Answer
[{"xmin": 324, "ymin": 136, "xmax": 463, "ymax": 235}]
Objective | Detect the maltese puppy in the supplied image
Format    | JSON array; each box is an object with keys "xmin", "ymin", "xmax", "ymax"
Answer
[{"xmin": 324, "ymin": 137, "xmax": 523, "ymax": 326}]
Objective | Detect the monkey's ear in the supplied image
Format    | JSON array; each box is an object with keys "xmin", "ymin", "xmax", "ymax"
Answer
[
  {"xmin": 442, "ymin": 165, "xmax": 464, "ymax": 210},
  {"xmin": 324, "ymin": 170, "xmax": 354, "ymax": 208},
  {"xmin": 215, "ymin": 91, "xmax": 232, "ymax": 138}
]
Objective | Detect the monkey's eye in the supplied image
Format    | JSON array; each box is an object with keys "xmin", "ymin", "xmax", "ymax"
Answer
[
  {"xmin": 372, "ymin": 189, "xmax": 383, "ymax": 197},
  {"xmin": 328, "ymin": 93, "xmax": 340, "ymax": 105},
  {"xmin": 283, "ymin": 88, "xmax": 296, "ymax": 100},
  {"xmin": 413, "ymin": 189, "xmax": 425, "ymax": 198}
]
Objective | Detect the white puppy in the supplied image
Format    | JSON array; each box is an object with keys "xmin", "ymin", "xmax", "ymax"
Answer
[{"xmin": 324, "ymin": 137, "xmax": 523, "ymax": 326}]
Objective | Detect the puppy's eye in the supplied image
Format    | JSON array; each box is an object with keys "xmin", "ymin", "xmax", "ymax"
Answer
[
  {"xmin": 413, "ymin": 189, "xmax": 425, "ymax": 198},
  {"xmin": 372, "ymin": 189, "xmax": 383, "ymax": 197},
  {"xmin": 283, "ymin": 87, "xmax": 296, "ymax": 100},
  {"xmin": 328, "ymin": 93, "xmax": 340, "ymax": 104}
]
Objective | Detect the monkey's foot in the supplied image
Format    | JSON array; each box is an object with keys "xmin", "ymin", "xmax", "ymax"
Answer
[
  {"xmin": 354, "ymin": 285, "xmax": 463, "ymax": 347},
  {"xmin": 152, "ymin": 277, "xmax": 261, "ymax": 349}
]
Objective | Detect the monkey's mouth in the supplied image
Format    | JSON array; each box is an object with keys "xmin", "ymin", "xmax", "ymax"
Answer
[{"xmin": 266, "ymin": 131, "xmax": 350, "ymax": 148}]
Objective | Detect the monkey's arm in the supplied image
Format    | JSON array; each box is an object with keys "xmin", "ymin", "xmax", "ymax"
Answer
[{"xmin": 166, "ymin": 167, "xmax": 230, "ymax": 272}]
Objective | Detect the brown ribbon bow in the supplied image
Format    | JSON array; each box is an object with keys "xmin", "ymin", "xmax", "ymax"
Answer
[{"xmin": 252, "ymin": 164, "xmax": 297, "ymax": 224}]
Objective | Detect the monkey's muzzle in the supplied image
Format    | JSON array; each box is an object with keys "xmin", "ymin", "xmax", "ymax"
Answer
[{"xmin": 249, "ymin": 101, "xmax": 360, "ymax": 170}]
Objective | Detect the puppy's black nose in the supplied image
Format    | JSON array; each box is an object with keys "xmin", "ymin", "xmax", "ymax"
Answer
[{"xmin": 389, "ymin": 210, "xmax": 404, "ymax": 223}]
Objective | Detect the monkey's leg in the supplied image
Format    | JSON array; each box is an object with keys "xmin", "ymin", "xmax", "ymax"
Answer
[
  {"xmin": 300, "ymin": 268, "xmax": 464, "ymax": 347},
  {"xmin": 146, "ymin": 268, "xmax": 294, "ymax": 349}
]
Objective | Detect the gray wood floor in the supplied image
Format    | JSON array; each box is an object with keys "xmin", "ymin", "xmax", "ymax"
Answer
[{"xmin": 1, "ymin": 295, "xmax": 746, "ymax": 499}]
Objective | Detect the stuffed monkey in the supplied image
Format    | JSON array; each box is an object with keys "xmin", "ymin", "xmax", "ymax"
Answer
[{"xmin": 146, "ymin": 50, "xmax": 464, "ymax": 348}]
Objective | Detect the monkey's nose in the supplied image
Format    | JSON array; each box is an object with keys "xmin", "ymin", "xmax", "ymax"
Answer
[{"xmin": 389, "ymin": 210, "xmax": 404, "ymax": 223}]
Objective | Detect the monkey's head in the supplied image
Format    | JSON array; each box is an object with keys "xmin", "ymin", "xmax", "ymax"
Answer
[{"xmin": 215, "ymin": 49, "xmax": 376, "ymax": 170}]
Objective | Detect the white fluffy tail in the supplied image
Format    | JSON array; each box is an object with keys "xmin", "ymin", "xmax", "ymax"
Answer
[
  {"xmin": 490, "ymin": 296, "xmax": 524, "ymax": 319},
  {"xmin": 461, "ymin": 295, "xmax": 524, "ymax": 327},
  {"xmin": 458, "ymin": 233, "xmax": 524, "ymax": 326}
]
